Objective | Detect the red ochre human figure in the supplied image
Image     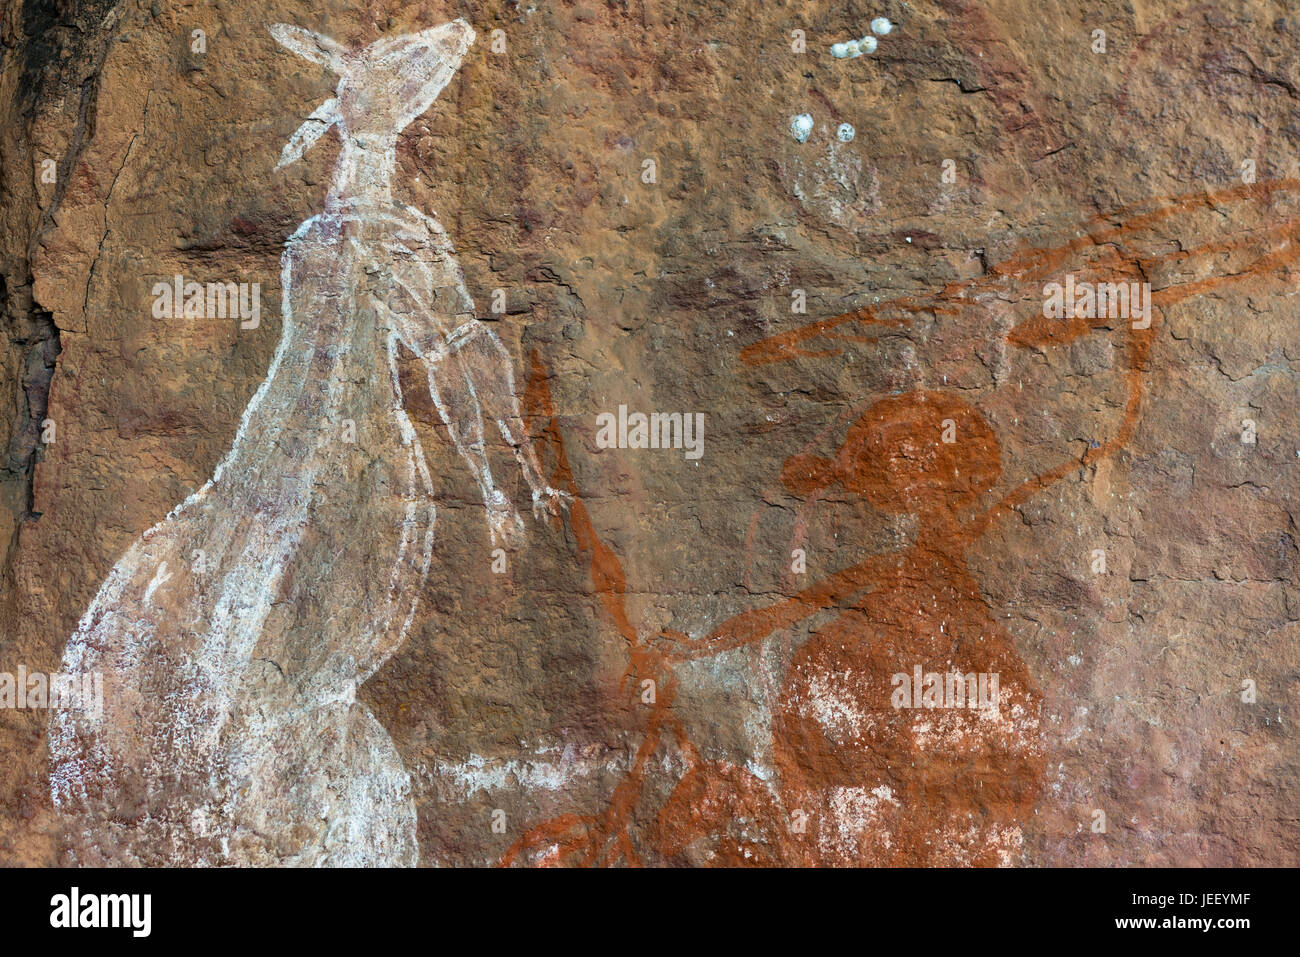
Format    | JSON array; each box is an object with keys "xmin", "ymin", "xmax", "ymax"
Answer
[
  {"xmin": 503, "ymin": 220, "xmax": 1159, "ymax": 864},
  {"xmin": 649, "ymin": 272, "xmax": 1153, "ymax": 863},
  {"xmin": 643, "ymin": 181, "xmax": 1184, "ymax": 863},
  {"xmin": 657, "ymin": 391, "xmax": 1047, "ymax": 865},
  {"xmin": 498, "ymin": 176, "xmax": 1300, "ymax": 866}
]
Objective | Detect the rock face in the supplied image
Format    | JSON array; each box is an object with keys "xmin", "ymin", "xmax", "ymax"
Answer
[{"xmin": 0, "ymin": 1, "xmax": 1296, "ymax": 867}]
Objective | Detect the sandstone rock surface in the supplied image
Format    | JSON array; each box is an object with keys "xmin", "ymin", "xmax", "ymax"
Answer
[{"xmin": 0, "ymin": 0, "xmax": 1296, "ymax": 866}]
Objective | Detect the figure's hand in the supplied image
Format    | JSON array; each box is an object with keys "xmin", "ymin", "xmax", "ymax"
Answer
[
  {"xmin": 486, "ymin": 490, "xmax": 526, "ymax": 549},
  {"xmin": 531, "ymin": 485, "xmax": 573, "ymax": 520},
  {"xmin": 650, "ymin": 628, "xmax": 692, "ymax": 661}
]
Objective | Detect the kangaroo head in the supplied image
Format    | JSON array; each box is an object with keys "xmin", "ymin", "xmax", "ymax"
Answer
[{"xmin": 270, "ymin": 19, "xmax": 476, "ymax": 168}]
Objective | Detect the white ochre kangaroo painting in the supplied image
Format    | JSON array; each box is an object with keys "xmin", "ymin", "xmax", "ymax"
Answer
[{"xmin": 49, "ymin": 19, "xmax": 563, "ymax": 866}]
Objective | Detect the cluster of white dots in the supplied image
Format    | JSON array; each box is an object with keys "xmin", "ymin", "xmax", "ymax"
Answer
[
  {"xmin": 830, "ymin": 17, "xmax": 892, "ymax": 58},
  {"xmin": 789, "ymin": 18, "xmax": 894, "ymax": 143}
]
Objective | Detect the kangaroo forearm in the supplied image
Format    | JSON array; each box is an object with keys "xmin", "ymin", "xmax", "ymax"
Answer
[
  {"xmin": 449, "ymin": 324, "xmax": 547, "ymax": 492},
  {"xmin": 423, "ymin": 354, "xmax": 501, "ymax": 502}
]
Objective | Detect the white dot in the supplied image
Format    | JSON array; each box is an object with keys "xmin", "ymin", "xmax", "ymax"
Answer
[
  {"xmin": 871, "ymin": 17, "xmax": 893, "ymax": 36},
  {"xmin": 837, "ymin": 123, "xmax": 856, "ymax": 142}
]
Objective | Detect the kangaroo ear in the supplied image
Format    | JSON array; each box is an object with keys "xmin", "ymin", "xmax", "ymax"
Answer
[
  {"xmin": 276, "ymin": 98, "xmax": 339, "ymax": 168},
  {"xmin": 269, "ymin": 23, "xmax": 348, "ymax": 73}
]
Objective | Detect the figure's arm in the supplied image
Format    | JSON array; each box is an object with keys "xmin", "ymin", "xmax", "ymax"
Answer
[
  {"xmin": 372, "ymin": 262, "xmax": 566, "ymax": 547},
  {"xmin": 969, "ymin": 295, "xmax": 1153, "ymax": 540},
  {"xmin": 443, "ymin": 319, "xmax": 568, "ymax": 517},
  {"xmin": 421, "ymin": 324, "xmax": 526, "ymax": 547},
  {"xmin": 659, "ymin": 551, "xmax": 892, "ymax": 662}
]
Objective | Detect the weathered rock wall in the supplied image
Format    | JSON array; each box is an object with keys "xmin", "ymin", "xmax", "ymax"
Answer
[{"xmin": 0, "ymin": 0, "xmax": 1295, "ymax": 865}]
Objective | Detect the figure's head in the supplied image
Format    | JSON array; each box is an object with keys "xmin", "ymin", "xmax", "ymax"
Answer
[
  {"xmin": 270, "ymin": 19, "xmax": 476, "ymax": 165},
  {"xmin": 782, "ymin": 390, "xmax": 1002, "ymax": 516}
]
